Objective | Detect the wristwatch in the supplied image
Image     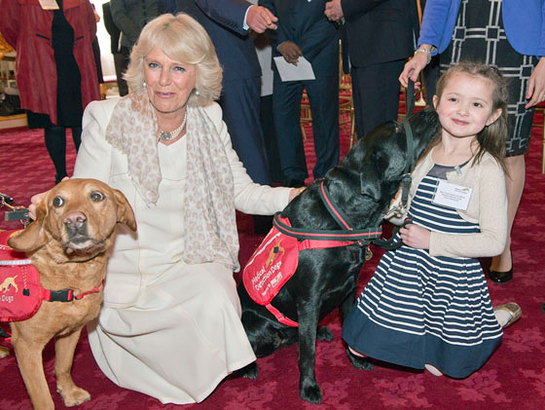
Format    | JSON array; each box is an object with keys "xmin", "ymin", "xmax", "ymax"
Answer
[{"xmin": 414, "ymin": 48, "xmax": 432, "ymax": 65}]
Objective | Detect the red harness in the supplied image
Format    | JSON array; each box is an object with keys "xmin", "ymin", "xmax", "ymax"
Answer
[
  {"xmin": 243, "ymin": 181, "xmax": 382, "ymax": 327},
  {"xmin": 0, "ymin": 230, "xmax": 103, "ymax": 326}
]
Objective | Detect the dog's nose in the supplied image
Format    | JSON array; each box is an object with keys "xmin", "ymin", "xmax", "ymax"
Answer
[{"xmin": 64, "ymin": 212, "xmax": 87, "ymax": 231}]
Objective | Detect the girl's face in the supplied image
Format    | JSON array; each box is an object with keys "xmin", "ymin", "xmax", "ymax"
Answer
[
  {"xmin": 433, "ymin": 72, "xmax": 502, "ymax": 141},
  {"xmin": 143, "ymin": 47, "xmax": 196, "ymax": 120}
]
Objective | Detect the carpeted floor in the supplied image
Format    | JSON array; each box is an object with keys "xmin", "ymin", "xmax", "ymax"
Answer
[{"xmin": 0, "ymin": 109, "xmax": 544, "ymax": 409}]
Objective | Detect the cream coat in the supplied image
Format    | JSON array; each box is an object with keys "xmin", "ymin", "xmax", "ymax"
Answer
[{"xmin": 73, "ymin": 98, "xmax": 291, "ymax": 403}]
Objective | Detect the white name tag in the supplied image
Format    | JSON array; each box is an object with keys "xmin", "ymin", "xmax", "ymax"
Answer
[
  {"xmin": 432, "ymin": 180, "xmax": 472, "ymax": 211},
  {"xmin": 38, "ymin": 0, "xmax": 59, "ymax": 10}
]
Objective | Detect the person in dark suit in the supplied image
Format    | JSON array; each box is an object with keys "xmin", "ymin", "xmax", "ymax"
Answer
[
  {"xmin": 260, "ymin": 0, "xmax": 339, "ymax": 187},
  {"xmin": 102, "ymin": 2, "xmax": 128, "ymax": 96},
  {"xmin": 175, "ymin": 0, "xmax": 278, "ymax": 233},
  {"xmin": 174, "ymin": 0, "xmax": 278, "ymax": 187},
  {"xmin": 325, "ymin": 0, "xmax": 419, "ymax": 138}
]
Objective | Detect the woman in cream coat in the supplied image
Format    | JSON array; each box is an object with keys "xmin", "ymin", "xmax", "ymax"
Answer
[{"xmin": 70, "ymin": 13, "xmax": 299, "ymax": 404}]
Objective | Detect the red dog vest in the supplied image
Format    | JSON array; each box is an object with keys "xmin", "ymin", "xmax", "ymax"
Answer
[
  {"xmin": 0, "ymin": 230, "xmax": 43, "ymax": 322},
  {"xmin": 0, "ymin": 230, "xmax": 104, "ymax": 326},
  {"xmin": 243, "ymin": 216, "xmax": 366, "ymax": 327}
]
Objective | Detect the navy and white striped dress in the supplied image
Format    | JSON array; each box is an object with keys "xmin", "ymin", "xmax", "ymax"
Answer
[{"xmin": 342, "ymin": 164, "xmax": 503, "ymax": 378}]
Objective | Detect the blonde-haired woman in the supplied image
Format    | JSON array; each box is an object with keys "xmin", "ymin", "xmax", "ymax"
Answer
[{"xmin": 70, "ymin": 13, "xmax": 300, "ymax": 404}]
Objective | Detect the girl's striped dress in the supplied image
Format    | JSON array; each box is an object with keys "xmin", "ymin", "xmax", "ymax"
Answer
[{"xmin": 342, "ymin": 164, "xmax": 503, "ymax": 378}]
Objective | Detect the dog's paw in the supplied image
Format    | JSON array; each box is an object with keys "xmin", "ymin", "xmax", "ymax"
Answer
[
  {"xmin": 57, "ymin": 386, "xmax": 91, "ymax": 407},
  {"xmin": 316, "ymin": 325, "xmax": 334, "ymax": 341},
  {"xmin": 0, "ymin": 346, "xmax": 10, "ymax": 358},
  {"xmin": 240, "ymin": 362, "xmax": 258, "ymax": 379},
  {"xmin": 300, "ymin": 379, "xmax": 322, "ymax": 404},
  {"xmin": 346, "ymin": 347, "xmax": 374, "ymax": 370}
]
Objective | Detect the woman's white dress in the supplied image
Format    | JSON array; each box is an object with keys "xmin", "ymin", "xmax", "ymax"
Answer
[{"xmin": 74, "ymin": 99, "xmax": 290, "ymax": 404}]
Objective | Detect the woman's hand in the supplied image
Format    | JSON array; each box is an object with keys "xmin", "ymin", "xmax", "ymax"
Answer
[
  {"xmin": 27, "ymin": 177, "xmax": 69, "ymax": 220},
  {"xmin": 28, "ymin": 192, "xmax": 45, "ymax": 221},
  {"xmin": 399, "ymin": 46, "xmax": 433, "ymax": 89},
  {"xmin": 400, "ymin": 223, "xmax": 431, "ymax": 249},
  {"xmin": 288, "ymin": 186, "xmax": 306, "ymax": 202},
  {"xmin": 525, "ymin": 57, "xmax": 545, "ymax": 109}
]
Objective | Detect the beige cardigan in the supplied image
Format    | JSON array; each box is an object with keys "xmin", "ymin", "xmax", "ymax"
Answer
[{"xmin": 388, "ymin": 148, "xmax": 507, "ymax": 259}]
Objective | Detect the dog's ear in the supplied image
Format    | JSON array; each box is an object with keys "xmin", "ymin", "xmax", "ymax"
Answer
[
  {"xmin": 113, "ymin": 189, "xmax": 137, "ymax": 231},
  {"xmin": 7, "ymin": 200, "xmax": 48, "ymax": 252},
  {"xmin": 360, "ymin": 168, "xmax": 382, "ymax": 202}
]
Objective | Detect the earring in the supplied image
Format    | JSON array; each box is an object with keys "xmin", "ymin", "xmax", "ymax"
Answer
[
  {"xmin": 194, "ymin": 89, "xmax": 200, "ymax": 96},
  {"xmin": 143, "ymin": 81, "xmax": 147, "ymax": 87}
]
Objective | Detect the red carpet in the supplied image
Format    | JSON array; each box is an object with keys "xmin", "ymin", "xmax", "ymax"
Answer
[{"xmin": 0, "ymin": 112, "xmax": 544, "ymax": 409}]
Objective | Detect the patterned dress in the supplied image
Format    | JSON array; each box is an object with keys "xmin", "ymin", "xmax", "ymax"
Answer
[
  {"xmin": 342, "ymin": 164, "xmax": 503, "ymax": 378},
  {"xmin": 440, "ymin": 0, "xmax": 537, "ymax": 155}
]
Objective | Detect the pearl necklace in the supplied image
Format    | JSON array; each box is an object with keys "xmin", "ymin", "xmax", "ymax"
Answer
[{"xmin": 158, "ymin": 112, "xmax": 187, "ymax": 142}]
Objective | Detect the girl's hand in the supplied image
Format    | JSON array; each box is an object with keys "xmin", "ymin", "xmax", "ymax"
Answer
[
  {"xmin": 525, "ymin": 57, "xmax": 545, "ymax": 109},
  {"xmin": 400, "ymin": 223, "xmax": 431, "ymax": 249}
]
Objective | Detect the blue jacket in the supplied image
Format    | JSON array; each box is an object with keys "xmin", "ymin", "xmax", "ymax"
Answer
[{"xmin": 418, "ymin": 0, "xmax": 545, "ymax": 57}]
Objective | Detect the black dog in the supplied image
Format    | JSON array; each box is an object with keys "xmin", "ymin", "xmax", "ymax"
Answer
[{"xmin": 238, "ymin": 108, "xmax": 441, "ymax": 404}]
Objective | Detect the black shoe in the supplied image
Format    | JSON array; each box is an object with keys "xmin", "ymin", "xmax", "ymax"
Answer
[
  {"xmin": 489, "ymin": 267, "xmax": 513, "ymax": 284},
  {"xmin": 283, "ymin": 178, "xmax": 305, "ymax": 188}
]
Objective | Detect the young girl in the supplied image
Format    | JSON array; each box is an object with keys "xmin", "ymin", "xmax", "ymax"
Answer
[{"xmin": 342, "ymin": 62, "xmax": 516, "ymax": 378}]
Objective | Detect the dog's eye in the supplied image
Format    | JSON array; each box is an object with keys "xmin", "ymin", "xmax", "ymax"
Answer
[
  {"xmin": 90, "ymin": 191, "xmax": 105, "ymax": 202},
  {"xmin": 53, "ymin": 196, "xmax": 64, "ymax": 208}
]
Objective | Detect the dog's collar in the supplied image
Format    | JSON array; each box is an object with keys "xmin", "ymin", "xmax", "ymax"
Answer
[
  {"xmin": 274, "ymin": 181, "xmax": 382, "ymax": 243},
  {"xmin": 43, "ymin": 279, "xmax": 105, "ymax": 303}
]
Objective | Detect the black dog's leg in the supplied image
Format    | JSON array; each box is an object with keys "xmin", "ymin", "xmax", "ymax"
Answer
[
  {"xmin": 297, "ymin": 301, "xmax": 322, "ymax": 404},
  {"xmin": 317, "ymin": 325, "xmax": 334, "ymax": 341},
  {"xmin": 239, "ymin": 362, "xmax": 258, "ymax": 379}
]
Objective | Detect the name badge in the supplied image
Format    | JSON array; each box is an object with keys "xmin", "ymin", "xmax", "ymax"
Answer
[
  {"xmin": 432, "ymin": 180, "xmax": 472, "ymax": 211},
  {"xmin": 38, "ymin": 0, "xmax": 59, "ymax": 10}
]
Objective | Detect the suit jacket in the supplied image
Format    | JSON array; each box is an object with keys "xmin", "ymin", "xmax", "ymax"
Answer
[
  {"xmin": 102, "ymin": 2, "xmax": 121, "ymax": 54},
  {"xmin": 260, "ymin": 0, "xmax": 339, "ymax": 76},
  {"xmin": 340, "ymin": 0, "xmax": 419, "ymax": 69},
  {"xmin": 175, "ymin": 0, "xmax": 261, "ymax": 81},
  {"xmin": 110, "ymin": 0, "xmax": 158, "ymax": 48}
]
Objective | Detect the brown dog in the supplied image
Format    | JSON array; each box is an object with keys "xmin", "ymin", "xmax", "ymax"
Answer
[{"xmin": 1, "ymin": 178, "xmax": 136, "ymax": 409}]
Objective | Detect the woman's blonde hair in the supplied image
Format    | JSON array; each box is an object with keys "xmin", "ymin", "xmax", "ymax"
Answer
[{"xmin": 124, "ymin": 13, "xmax": 223, "ymax": 106}]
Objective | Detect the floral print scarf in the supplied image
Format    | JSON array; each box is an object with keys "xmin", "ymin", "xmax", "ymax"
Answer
[{"xmin": 105, "ymin": 89, "xmax": 240, "ymax": 271}]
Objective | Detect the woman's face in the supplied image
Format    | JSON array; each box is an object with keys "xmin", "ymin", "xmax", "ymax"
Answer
[{"xmin": 143, "ymin": 47, "xmax": 196, "ymax": 119}]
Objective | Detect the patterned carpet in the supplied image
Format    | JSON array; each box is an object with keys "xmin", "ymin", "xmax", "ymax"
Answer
[{"xmin": 0, "ymin": 111, "xmax": 544, "ymax": 409}]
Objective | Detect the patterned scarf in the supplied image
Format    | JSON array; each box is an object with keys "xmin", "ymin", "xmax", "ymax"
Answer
[{"xmin": 105, "ymin": 89, "xmax": 240, "ymax": 271}]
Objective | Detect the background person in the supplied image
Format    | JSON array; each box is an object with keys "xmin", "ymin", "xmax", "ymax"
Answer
[
  {"xmin": 324, "ymin": 0, "xmax": 419, "ymax": 138},
  {"xmin": 261, "ymin": 0, "xmax": 340, "ymax": 188},
  {"xmin": 0, "ymin": 0, "xmax": 101, "ymax": 185}
]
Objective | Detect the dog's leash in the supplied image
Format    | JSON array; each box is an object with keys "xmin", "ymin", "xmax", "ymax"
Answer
[
  {"xmin": 372, "ymin": 79, "xmax": 417, "ymax": 251},
  {"xmin": 1, "ymin": 192, "xmax": 30, "ymax": 227}
]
